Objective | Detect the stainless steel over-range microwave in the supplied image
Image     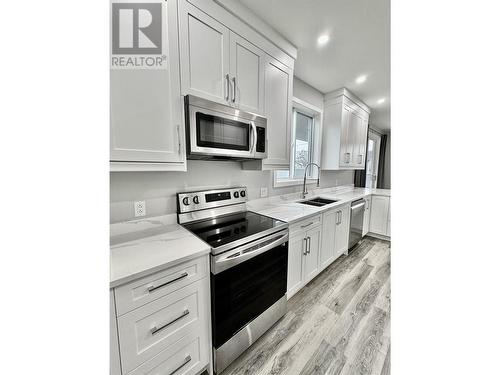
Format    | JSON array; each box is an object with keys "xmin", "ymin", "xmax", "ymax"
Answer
[{"xmin": 184, "ymin": 95, "xmax": 267, "ymax": 160}]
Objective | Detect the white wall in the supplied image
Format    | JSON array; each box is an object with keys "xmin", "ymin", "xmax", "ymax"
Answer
[
  {"xmin": 293, "ymin": 77, "xmax": 324, "ymax": 109},
  {"xmin": 110, "ymin": 78, "xmax": 353, "ymax": 223}
]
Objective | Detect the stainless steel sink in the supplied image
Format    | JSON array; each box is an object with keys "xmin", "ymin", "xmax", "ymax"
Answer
[{"xmin": 298, "ymin": 197, "xmax": 338, "ymax": 207}]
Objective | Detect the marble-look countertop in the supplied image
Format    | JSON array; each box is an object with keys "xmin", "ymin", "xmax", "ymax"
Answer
[
  {"xmin": 110, "ymin": 215, "xmax": 210, "ymax": 288},
  {"xmin": 247, "ymin": 186, "xmax": 390, "ymax": 224},
  {"xmin": 109, "ymin": 186, "xmax": 389, "ymax": 287}
]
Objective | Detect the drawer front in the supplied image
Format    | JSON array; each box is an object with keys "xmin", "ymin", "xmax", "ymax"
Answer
[
  {"xmin": 290, "ymin": 214, "xmax": 322, "ymax": 232},
  {"xmin": 115, "ymin": 256, "xmax": 208, "ymax": 316},
  {"xmin": 118, "ymin": 280, "xmax": 208, "ymax": 374},
  {"xmin": 128, "ymin": 332, "xmax": 205, "ymax": 375}
]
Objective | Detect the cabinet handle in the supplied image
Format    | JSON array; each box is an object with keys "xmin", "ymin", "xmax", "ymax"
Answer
[
  {"xmin": 307, "ymin": 236, "xmax": 311, "ymax": 254},
  {"xmin": 177, "ymin": 125, "xmax": 181, "ymax": 155},
  {"xmin": 336, "ymin": 211, "xmax": 341, "ymax": 225},
  {"xmin": 301, "ymin": 222, "xmax": 314, "ymax": 228},
  {"xmin": 147, "ymin": 272, "xmax": 188, "ymax": 293},
  {"xmin": 358, "ymin": 154, "xmax": 362, "ymax": 164},
  {"xmin": 225, "ymin": 74, "xmax": 230, "ymax": 101},
  {"xmin": 151, "ymin": 309, "xmax": 190, "ymax": 335},
  {"xmin": 232, "ymin": 76, "xmax": 236, "ymax": 103},
  {"xmin": 303, "ymin": 237, "xmax": 307, "ymax": 255},
  {"xmin": 339, "ymin": 210, "xmax": 343, "ymax": 224},
  {"xmin": 168, "ymin": 355, "xmax": 192, "ymax": 375},
  {"xmin": 345, "ymin": 153, "xmax": 350, "ymax": 163}
]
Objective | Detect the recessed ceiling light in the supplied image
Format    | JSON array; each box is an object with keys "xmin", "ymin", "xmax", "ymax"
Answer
[
  {"xmin": 355, "ymin": 75, "xmax": 367, "ymax": 84},
  {"xmin": 377, "ymin": 98, "xmax": 386, "ymax": 104},
  {"xmin": 317, "ymin": 34, "xmax": 330, "ymax": 46}
]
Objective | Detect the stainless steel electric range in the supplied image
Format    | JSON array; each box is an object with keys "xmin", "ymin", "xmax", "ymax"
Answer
[{"xmin": 177, "ymin": 187, "xmax": 288, "ymax": 374}]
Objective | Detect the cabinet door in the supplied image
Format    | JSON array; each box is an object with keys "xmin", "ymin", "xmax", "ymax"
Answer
[
  {"xmin": 358, "ymin": 117, "xmax": 369, "ymax": 166},
  {"xmin": 110, "ymin": 290, "xmax": 121, "ymax": 375},
  {"xmin": 229, "ymin": 32, "xmax": 265, "ymax": 115},
  {"xmin": 386, "ymin": 200, "xmax": 391, "ymax": 237},
  {"xmin": 110, "ymin": 0, "xmax": 183, "ymax": 163},
  {"xmin": 320, "ymin": 210, "xmax": 337, "ymax": 269},
  {"xmin": 339, "ymin": 105, "xmax": 353, "ymax": 167},
  {"xmin": 262, "ymin": 56, "xmax": 293, "ymax": 168},
  {"xmin": 370, "ymin": 196, "xmax": 390, "ymax": 235},
  {"xmin": 362, "ymin": 197, "xmax": 371, "ymax": 237},
  {"xmin": 303, "ymin": 226, "xmax": 321, "ymax": 282},
  {"xmin": 179, "ymin": 2, "xmax": 230, "ymax": 104},
  {"xmin": 287, "ymin": 233, "xmax": 305, "ymax": 298},
  {"xmin": 334, "ymin": 204, "xmax": 351, "ymax": 256},
  {"xmin": 352, "ymin": 112, "xmax": 368, "ymax": 167}
]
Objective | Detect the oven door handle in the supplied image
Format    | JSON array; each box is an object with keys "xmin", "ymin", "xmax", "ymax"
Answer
[{"xmin": 212, "ymin": 230, "xmax": 289, "ymax": 274}]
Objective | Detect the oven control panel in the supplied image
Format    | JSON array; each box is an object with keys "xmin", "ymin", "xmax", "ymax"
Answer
[{"xmin": 177, "ymin": 187, "xmax": 248, "ymax": 214}]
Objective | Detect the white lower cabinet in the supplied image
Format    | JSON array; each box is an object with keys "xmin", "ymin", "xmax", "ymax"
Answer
[
  {"xmin": 111, "ymin": 291, "xmax": 121, "ymax": 375},
  {"xmin": 111, "ymin": 255, "xmax": 211, "ymax": 375},
  {"xmin": 287, "ymin": 215, "xmax": 322, "ymax": 299},
  {"xmin": 362, "ymin": 197, "xmax": 371, "ymax": 236},
  {"xmin": 319, "ymin": 204, "xmax": 351, "ymax": 271},
  {"xmin": 319, "ymin": 210, "xmax": 336, "ymax": 269},
  {"xmin": 369, "ymin": 195, "xmax": 391, "ymax": 237},
  {"xmin": 333, "ymin": 204, "xmax": 351, "ymax": 258}
]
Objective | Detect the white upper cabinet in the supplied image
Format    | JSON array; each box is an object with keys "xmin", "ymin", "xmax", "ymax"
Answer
[
  {"xmin": 261, "ymin": 56, "xmax": 293, "ymax": 168},
  {"xmin": 229, "ymin": 32, "xmax": 266, "ymax": 114},
  {"xmin": 322, "ymin": 88, "xmax": 370, "ymax": 170},
  {"xmin": 179, "ymin": 2, "xmax": 266, "ymax": 115},
  {"xmin": 179, "ymin": 2, "xmax": 230, "ymax": 105},
  {"xmin": 110, "ymin": 0, "xmax": 185, "ymax": 170}
]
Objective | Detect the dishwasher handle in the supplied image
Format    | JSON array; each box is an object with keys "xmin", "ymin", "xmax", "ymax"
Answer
[{"xmin": 351, "ymin": 199, "xmax": 366, "ymax": 211}]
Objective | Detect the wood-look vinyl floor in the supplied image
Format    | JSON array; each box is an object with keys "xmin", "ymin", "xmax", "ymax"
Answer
[{"xmin": 220, "ymin": 236, "xmax": 391, "ymax": 375}]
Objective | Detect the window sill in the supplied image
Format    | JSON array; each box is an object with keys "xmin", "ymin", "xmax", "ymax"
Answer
[{"xmin": 274, "ymin": 178, "xmax": 319, "ymax": 188}]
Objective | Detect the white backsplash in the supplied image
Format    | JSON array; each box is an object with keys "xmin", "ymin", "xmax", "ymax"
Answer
[{"xmin": 110, "ymin": 160, "xmax": 354, "ymax": 223}]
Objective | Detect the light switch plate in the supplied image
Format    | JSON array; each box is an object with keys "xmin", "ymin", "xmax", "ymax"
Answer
[
  {"xmin": 260, "ymin": 187, "xmax": 268, "ymax": 198},
  {"xmin": 134, "ymin": 201, "xmax": 146, "ymax": 217}
]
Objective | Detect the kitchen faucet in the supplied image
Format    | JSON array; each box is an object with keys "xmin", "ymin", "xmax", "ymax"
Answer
[{"xmin": 302, "ymin": 162, "xmax": 321, "ymax": 199}]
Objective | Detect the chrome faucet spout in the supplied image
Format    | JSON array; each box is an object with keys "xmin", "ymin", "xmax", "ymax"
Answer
[{"xmin": 302, "ymin": 162, "xmax": 321, "ymax": 199}]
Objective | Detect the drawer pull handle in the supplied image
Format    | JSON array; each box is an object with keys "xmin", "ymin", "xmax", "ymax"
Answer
[
  {"xmin": 169, "ymin": 354, "xmax": 192, "ymax": 375},
  {"xmin": 147, "ymin": 272, "xmax": 188, "ymax": 293},
  {"xmin": 151, "ymin": 309, "xmax": 190, "ymax": 335},
  {"xmin": 301, "ymin": 222, "xmax": 314, "ymax": 228}
]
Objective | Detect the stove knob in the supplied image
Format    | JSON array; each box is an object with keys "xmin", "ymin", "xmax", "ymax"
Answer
[
  {"xmin": 233, "ymin": 191, "xmax": 239, "ymax": 198},
  {"xmin": 182, "ymin": 197, "xmax": 190, "ymax": 206},
  {"xmin": 240, "ymin": 190, "xmax": 246, "ymax": 198},
  {"xmin": 193, "ymin": 196, "xmax": 199, "ymax": 204}
]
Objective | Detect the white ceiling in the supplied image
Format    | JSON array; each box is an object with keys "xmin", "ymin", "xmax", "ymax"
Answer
[{"xmin": 236, "ymin": 0, "xmax": 390, "ymax": 131}]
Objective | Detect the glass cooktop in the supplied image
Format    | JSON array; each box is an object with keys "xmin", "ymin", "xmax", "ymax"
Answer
[{"xmin": 183, "ymin": 211, "xmax": 286, "ymax": 249}]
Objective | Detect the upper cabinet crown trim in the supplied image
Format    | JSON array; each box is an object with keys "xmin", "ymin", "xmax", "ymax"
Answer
[
  {"xmin": 186, "ymin": 0, "xmax": 296, "ymax": 68},
  {"xmin": 213, "ymin": 0, "xmax": 298, "ymax": 60},
  {"xmin": 324, "ymin": 87, "xmax": 371, "ymax": 114}
]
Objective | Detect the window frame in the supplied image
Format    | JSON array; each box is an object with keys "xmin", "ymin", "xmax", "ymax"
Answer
[{"xmin": 273, "ymin": 97, "xmax": 323, "ymax": 188}]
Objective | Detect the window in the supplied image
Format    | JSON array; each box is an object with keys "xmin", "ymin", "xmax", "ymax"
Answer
[{"xmin": 274, "ymin": 98, "xmax": 323, "ymax": 187}]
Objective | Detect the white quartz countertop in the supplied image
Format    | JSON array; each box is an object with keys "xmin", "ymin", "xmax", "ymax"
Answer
[
  {"xmin": 109, "ymin": 186, "xmax": 389, "ymax": 287},
  {"xmin": 247, "ymin": 187, "xmax": 390, "ymax": 224},
  {"xmin": 110, "ymin": 215, "xmax": 210, "ymax": 288}
]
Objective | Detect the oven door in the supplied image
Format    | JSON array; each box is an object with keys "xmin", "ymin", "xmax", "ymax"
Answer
[
  {"xmin": 189, "ymin": 106, "xmax": 257, "ymax": 159},
  {"xmin": 210, "ymin": 230, "xmax": 288, "ymax": 349}
]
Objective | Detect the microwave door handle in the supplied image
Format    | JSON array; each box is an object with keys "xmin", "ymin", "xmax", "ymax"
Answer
[{"xmin": 250, "ymin": 121, "xmax": 257, "ymax": 153}]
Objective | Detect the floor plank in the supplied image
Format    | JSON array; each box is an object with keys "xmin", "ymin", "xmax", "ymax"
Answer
[{"xmin": 220, "ymin": 236, "xmax": 391, "ymax": 375}]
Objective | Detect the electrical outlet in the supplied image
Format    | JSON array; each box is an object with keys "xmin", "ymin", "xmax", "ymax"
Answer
[
  {"xmin": 134, "ymin": 201, "xmax": 146, "ymax": 217},
  {"xmin": 260, "ymin": 187, "xmax": 268, "ymax": 198}
]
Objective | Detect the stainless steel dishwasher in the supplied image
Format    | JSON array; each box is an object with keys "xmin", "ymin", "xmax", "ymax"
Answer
[{"xmin": 349, "ymin": 199, "xmax": 366, "ymax": 249}]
